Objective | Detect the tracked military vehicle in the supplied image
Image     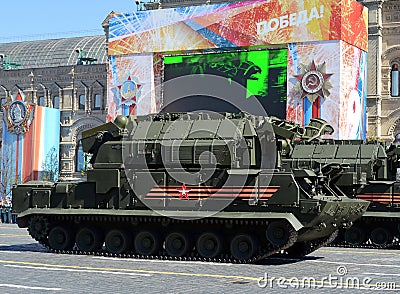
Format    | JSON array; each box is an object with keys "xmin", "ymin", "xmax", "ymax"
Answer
[
  {"xmin": 330, "ymin": 142, "xmax": 400, "ymax": 248},
  {"xmin": 12, "ymin": 112, "xmax": 368, "ymax": 262},
  {"xmin": 271, "ymin": 117, "xmax": 400, "ymax": 248}
]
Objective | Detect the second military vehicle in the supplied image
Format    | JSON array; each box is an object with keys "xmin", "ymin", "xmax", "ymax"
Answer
[
  {"xmin": 271, "ymin": 117, "xmax": 400, "ymax": 249},
  {"xmin": 331, "ymin": 142, "xmax": 400, "ymax": 248}
]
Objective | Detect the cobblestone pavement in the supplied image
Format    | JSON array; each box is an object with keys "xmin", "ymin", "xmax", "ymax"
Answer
[{"xmin": 0, "ymin": 224, "xmax": 399, "ymax": 293}]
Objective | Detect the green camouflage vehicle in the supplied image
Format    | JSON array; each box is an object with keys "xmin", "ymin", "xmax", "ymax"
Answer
[
  {"xmin": 272, "ymin": 117, "xmax": 400, "ymax": 248},
  {"xmin": 12, "ymin": 112, "xmax": 368, "ymax": 262}
]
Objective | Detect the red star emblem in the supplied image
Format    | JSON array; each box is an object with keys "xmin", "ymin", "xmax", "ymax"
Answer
[{"xmin": 177, "ymin": 184, "xmax": 190, "ymax": 200}]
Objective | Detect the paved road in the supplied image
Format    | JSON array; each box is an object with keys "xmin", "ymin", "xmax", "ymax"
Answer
[{"xmin": 0, "ymin": 223, "xmax": 399, "ymax": 293}]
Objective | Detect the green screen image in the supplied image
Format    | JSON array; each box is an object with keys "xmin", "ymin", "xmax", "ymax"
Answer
[{"xmin": 162, "ymin": 48, "xmax": 287, "ymax": 117}]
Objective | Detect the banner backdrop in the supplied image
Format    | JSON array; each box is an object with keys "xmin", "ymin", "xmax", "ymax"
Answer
[
  {"xmin": 107, "ymin": 54, "xmax": 162, "ymax": 120},
  {"xmin": 108, "ymin": 0, "xmax": 368, "ymax": 55},
  {"xmin": 339, "ymin": 42, "xmax": 367, "ymax": 139},
  {"xmin": 287, "ymin": 40, "xmax": 367, "ymax": 139},
  {"xmin": 1, "ymin": 106, "xmax": 60, "ymax": 197}
]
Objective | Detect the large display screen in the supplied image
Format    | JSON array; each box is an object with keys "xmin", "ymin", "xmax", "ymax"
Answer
[{"xmin": 162, "ymin": 48, "xmax": 288, "ymax": 117}]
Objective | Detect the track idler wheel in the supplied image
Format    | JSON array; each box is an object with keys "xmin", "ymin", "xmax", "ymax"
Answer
[
  {"xmin": 48, "ymin": 225, "xmax": 75, "ymax": 251},
  {"xmin": 134, "ymin": 231, "xmax": 161, "ymax": 255},
  {"xmin": 165, "ymin": 232, "xmax": 192, "ymax": 257},
  {"xmin": 230, "ymin": 234, "xmax": 258, "ymax": 261},
  {"xmin": 105, "ymin": 229, "xmax": 132, "ymax": 254},
  {"xmin": 76, "ymin": 226, "xmax": 104, "ymax": 252},
  {"xmin": 196, "ymin": 232, "xmax": 223, "ymax": 258},
  {"xmin": 344, "ymin": 225, "xmax": 366, "ymax": 246},
  {"xmin": 28, "ymin": 216, "xmax": 49, "ymax": 240},
  {"xmin": 266, "ymin": 221, "xmax": 290, "ymax": 248},
  {"xmin": 370, "ymin": 227, "xmax": 393, "ymax": 247}
]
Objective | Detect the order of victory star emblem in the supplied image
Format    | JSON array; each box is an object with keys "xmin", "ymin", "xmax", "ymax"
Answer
[
  {"xmin": 2, "ymin": 90, "xmax": 35, "ymax": 135},
  {"xmin": 118, "ymin": 76, "xmax": 142, "ymax": 106}
]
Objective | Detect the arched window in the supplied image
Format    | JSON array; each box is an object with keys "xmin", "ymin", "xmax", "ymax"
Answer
[
  {"xmin": 38, "ymin": 96, "xmax": 45, "ymax": 106},
  {"xmin": 94, "ymin": 94, "xmax": 101, "ymax": 110},
  {"xmin": 79, "ymin": 94, "xmax": 85, "ymax": 110},
  {"xmin": 53, "ymin": 96, "xmax": 60, "ymax": 109},
  {"xmin": 392, "ymin": 63, "xmax": 399, "ymax": 97},
  {"xmin": 75, "ymin": 140, "xmax": 91, "ymax": 172}
]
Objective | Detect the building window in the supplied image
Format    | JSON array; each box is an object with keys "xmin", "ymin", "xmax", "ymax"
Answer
[
  {"xmin": 53, "ymin": 96, "xmax": 60, "ymax": 109},
  {"xmin": 79, "ymin": 94, "xmax": 85, "ymax": 110},
  {"xmin": 94, "ymin": 94, "xmax": 101, "ymax": 110},
  {"xmin": 38, "ymin": 96, "xmax": 45, "ymax": 106},
  {"xmin": 392, "ymin": 64, "xmax": 399, "ymax": 97},
  {"xmin": 394, "ymin": 133, "xmax": 400, "ymax": 144},
  {"xmin": 394, "ymin": 133, "xmax": 400, "ymax": 181},
  {"xmin": 76, "ymin": 140, "xmax": 91, "ymax": 172},
  {"xmin": 0, "ymin": 98, "xmax": 6, "ymax": 111}
]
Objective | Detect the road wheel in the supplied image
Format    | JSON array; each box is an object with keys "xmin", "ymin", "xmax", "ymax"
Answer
[
  {"xmin": 165, "ymin": 232, "xmax": 192, "ymax": 257},
  {"xmin": 230, "ymin": 234, "xmax": 258, "ymax": 261},
  {"xmin": 344, "ymin": 225, "xmax": 366, "ymax": 246},
  {"xmin": 370, "ymin": 227, "xmax": 393, "ymax": 247},
  {"xmin": 48, "ymin": 225, "xmax": 74, "ymax": 251},
  {"xmin": 196, "ymin": 232, "xmax": 223, "ymax": 258},
  {"xmin": 134, "ymin": 231, "xmax": 160, "ymax": 255},
  {"xmin": 266, "ymin": 221, "xmax": 290, "ymax": 247},
  {"xmin": 76, "ymin": 226, "xmax": 103, "ymax": 252},
  {"xmin": 105, "ymin": 229, "xmax": 132, "ymax": 254}
]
